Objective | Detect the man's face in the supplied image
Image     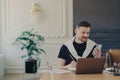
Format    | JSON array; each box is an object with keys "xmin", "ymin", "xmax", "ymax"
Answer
[{"xmin": 75, "ymin": 26, "xmax": 90, "ymax": 42}]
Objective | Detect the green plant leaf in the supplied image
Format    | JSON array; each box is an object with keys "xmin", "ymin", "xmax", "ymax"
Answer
[
  {"xmin": 16, "ymin": 37, "xmax": 29, "ymax": 41},
  {"xmin": 15, "ymin": 29, "xmax": 45, "ymax": 60},
  {"xmin": 36, "ymin": 35, "xmax": 44, "ymax": 41},
  {"xmin": 21, "ymin": 55, "xmax": 27, "ymax": 58},
  {"xmin": 39, "ymin": 49, "xmax": 46, "ymax": 54}
]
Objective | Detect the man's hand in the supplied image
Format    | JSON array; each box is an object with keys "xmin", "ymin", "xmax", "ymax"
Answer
[
  {"xmin": 67, "ymin": 61, "xmax": 77, "ymax": 68},
  {"xmin": 92, "ymin": 48, "xmax": 102, "ymax": 58}
]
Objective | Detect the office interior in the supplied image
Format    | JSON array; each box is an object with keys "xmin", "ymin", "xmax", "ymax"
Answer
[{"xmin": 0, "ymin": 0, "xmax": 120, "ymax": 80}]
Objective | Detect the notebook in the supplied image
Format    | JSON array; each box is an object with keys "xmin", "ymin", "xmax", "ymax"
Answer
[{"xmin": 76, "ymin": 57, "xmax": 105, "ymax": 74}]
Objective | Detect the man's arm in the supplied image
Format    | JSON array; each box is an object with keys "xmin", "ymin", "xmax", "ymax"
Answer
[
  {"xmin": 58, "ymin": 58, "xmax": 77, "ymax": 68},
  {"xmin": 58, "ymin": 58, "xmax": 66, "ymax": 66}
]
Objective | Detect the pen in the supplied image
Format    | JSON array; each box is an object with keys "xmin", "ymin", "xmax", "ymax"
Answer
[{"xmin": 70, "ymin": 55, "xmax": 75, "ymax": 61}]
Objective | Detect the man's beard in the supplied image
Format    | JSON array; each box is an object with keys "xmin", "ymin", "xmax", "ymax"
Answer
[{"xmin": 78, "ymin": 37, "xmax": 88, "ymax": 42}]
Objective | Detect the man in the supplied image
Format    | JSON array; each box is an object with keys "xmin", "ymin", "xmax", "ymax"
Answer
[{"xmin": 58, "ymin": 21, "xmax": 102, "ymax": 67}]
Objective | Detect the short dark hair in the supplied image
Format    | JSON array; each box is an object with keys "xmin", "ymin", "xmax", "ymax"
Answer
[{"xmin": 76, "ymin": 21, "xmax": 91, "ymax": 28}]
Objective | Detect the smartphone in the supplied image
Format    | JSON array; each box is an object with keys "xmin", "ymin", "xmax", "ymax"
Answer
[{"xmin": 96, "ymin": 44, "xmax": 102, "ymax": 51}]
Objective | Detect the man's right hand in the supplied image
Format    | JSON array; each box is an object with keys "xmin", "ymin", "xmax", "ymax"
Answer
[{"xmin": 67, "ymin": 61, "xmax": 77, "ymax": 68}]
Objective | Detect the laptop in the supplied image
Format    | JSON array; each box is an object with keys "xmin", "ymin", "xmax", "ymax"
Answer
[{"xmin": 76, "ymin": 57, "xmax": 105, "ymax": 74}]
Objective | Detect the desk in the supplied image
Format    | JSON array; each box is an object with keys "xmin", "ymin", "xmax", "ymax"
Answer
[{"xmin": 40, "ymin": 68, "xmax": 120, "ymax": 80}]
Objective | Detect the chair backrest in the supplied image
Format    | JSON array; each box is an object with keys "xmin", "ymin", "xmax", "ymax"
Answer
[{"xmin": 106, "ymin": 49, "xmax": 120, "ymax": 67}]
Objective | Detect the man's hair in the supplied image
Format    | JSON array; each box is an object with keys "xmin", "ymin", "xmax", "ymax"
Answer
[{"xmin": 76, "ymin": 21, "xmax": 91, "ymax": 28}]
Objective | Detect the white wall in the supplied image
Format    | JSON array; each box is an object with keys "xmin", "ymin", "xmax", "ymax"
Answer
[
  {"xmin": 0, "ymin": 0, "xmax": 73, "ymax": 73},
  {"xmin": 0, "ymin": 54, "xmax": 4, "ymax": 78},
  {"xmin": 0, "ymin": 0, "xmax": 4, "ymax": 73}
]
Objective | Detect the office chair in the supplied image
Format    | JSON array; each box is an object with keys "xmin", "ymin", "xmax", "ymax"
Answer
[{"xmin": 106, "ymin": 49, "xmax": 120, "ymax": 67}]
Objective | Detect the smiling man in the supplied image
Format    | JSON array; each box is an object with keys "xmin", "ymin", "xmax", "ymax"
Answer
[{"xmin": 58, "ymin": 21, "xmax": 102, "ymax": 68}]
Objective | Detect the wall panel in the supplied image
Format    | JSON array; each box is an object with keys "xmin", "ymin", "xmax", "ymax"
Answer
[
  {"xmin": 73, "ymin": 0, "xmax": 120, "ymax": 54},
  {"xmin": 1, "ymin": 0, "xmax": 73, "ymax": 73}
]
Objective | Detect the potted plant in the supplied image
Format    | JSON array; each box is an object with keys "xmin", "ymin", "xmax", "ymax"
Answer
[{"xmin": 15, "ymin": 29, "xmax": 45, "ymax": 73}]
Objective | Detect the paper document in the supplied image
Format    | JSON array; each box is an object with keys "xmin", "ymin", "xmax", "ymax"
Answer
[
  {"xmin": 49, "ymin": 69, "xmax": 71, "ymax": 74},
  {"xmin": 41, "ymin": 69, "xmax": 71, "ymax": 74},
  {"xmin": 68, "ymin": 67, "xmax": 76, "ymax": 71}
]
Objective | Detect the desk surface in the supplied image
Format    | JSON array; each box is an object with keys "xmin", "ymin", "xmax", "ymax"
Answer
[{"xmin": 40, "ymin": 68, "xmax": 120, "ymax": 80}]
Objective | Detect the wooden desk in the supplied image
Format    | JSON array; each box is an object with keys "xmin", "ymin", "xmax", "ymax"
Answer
[{"xmin": 40, "ymin": 71, "xmax": 120, "ymax": 80}]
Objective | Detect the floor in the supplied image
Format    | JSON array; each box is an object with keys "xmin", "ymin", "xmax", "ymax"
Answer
[{"xmin": 0, "ymin": 73, "xmax": 42, "ymax": 80}]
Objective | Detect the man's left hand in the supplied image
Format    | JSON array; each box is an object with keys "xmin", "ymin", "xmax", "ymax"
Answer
[{"xmin": 92, "ymin": 48, "xmax": 101, "ymax": 58}]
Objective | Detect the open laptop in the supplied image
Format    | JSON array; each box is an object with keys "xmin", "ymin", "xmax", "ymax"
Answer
[{"xmin": 76, "ymin": 57, "xmax": 105, "ymax": 74}]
